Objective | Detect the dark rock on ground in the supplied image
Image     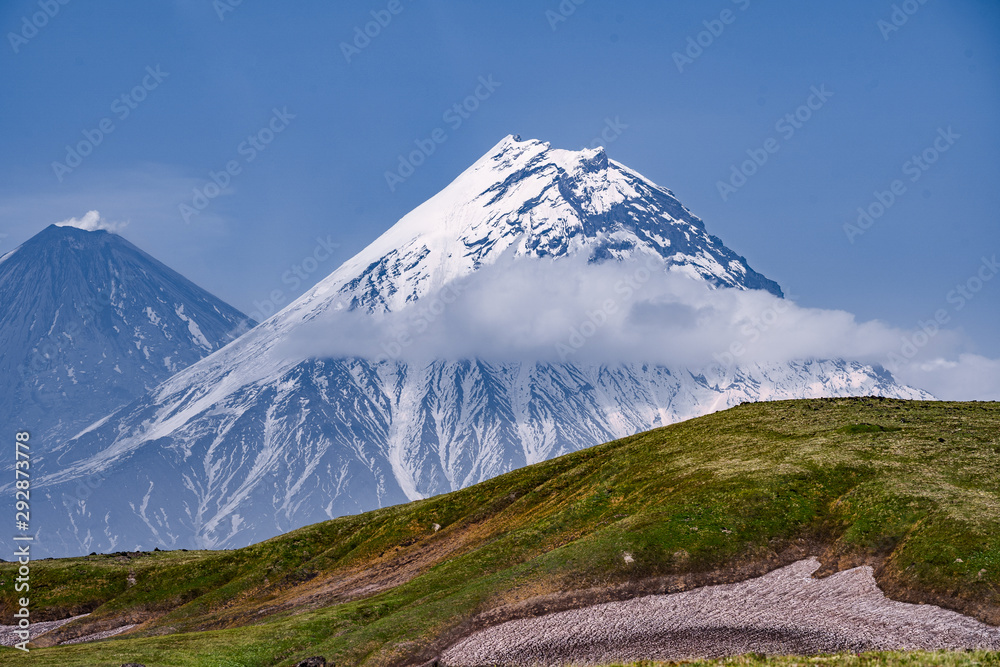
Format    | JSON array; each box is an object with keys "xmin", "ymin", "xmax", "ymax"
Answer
[{"xmin": 295, "ymin": 658, "xmax": 326, "ymax": 667}]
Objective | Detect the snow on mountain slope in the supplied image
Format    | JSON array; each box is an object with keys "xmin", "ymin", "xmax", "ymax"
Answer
[
  {"xmin": 27, "ymin": 137, "xmax": 930, "ymax": 556},
  {"xmin": 0, "ymin": 224, "xmax": 253, "ymax": 447},
  {"xmin": 35, "ymin": 358, "xmax": 927, "ymax": 556},
  {"xmin": 285, "ymin": 135, "xmax": 781, "ymax": 321}
]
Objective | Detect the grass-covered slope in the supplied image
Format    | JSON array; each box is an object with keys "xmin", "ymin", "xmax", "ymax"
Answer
[{"xmin": 2, "ymin": 398, "xmax": 998, "ymax": 666}]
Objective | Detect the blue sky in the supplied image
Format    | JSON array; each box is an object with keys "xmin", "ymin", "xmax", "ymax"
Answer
[{"xmin": 1, "ymin": 0, "xmax": 998, "ymax": 362}]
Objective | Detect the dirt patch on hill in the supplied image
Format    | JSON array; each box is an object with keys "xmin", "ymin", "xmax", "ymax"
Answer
[
  {"xmin": 440, "ymin": 558, "xmax": 1000, "ymax": 666},
  {"xmin": 404, "ymin": 541, "xmax": 998, "ymax": 666},
  {"xmin": 0, "ymin": 614, "xmax": 87, "ymax": 647}
]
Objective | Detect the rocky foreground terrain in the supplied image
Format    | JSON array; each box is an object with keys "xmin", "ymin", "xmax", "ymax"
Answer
[{"xmin": 442, "ymin": 559, "xmax": 1000, "ymax": 666}]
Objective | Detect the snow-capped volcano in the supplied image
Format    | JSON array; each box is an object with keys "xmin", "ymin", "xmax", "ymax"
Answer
[
  {"xmin": 0, "ymin": 224, "xmax": 253, "ymax": 447},
  {"xmin": 27, "ymin": 137, "xmax": 929, "ymax": 557},
  {"xmin": 293, "ymin": 135, "xmax": 780, "ymax": 320}
]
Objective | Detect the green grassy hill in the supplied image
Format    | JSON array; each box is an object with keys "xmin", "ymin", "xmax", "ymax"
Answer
[{"xmin": 2, "ymin": 398, "xmax": 999, "ymax": 667}]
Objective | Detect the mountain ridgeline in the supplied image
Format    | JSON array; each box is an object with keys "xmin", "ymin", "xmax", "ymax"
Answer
[
  {"xmin": 20, "ymin": 136, "xmax": 929, "ymax": 556},
  {"xmin": 0, "ymin": 224, "xmax": 253, "ymax": 448}
]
